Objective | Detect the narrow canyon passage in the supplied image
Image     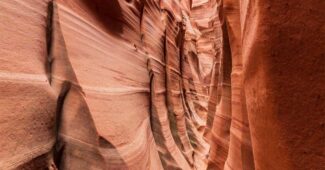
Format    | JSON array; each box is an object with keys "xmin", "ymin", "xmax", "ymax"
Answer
[{"xmin": 0, "ymin": 0, "xmax": 324, "ymax": 170}]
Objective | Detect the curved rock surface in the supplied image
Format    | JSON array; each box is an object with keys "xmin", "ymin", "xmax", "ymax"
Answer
[{"xmin": 0, "ymin": 0, "xmax": 324, "ymax": 170}]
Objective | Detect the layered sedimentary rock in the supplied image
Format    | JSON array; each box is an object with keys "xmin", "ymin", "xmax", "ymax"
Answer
[
  {"xmin": 0, "ymin": 0, "xmax": 324, "ymax": 170},
  {"xmin": 0, "ymin": 0, "xmax": 57, "ymax": 169},
  {"xmin": 207, "ymin": 0, "xmax": 325, "ymax": 169}
]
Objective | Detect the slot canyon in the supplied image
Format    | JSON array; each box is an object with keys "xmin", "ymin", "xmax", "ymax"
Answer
[{"xmin": 0, "ymin": 0, "xmax": 324, "ymax": 169}]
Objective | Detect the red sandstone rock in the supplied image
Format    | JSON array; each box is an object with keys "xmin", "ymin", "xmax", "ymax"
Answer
[
  {"xmin": 241, "ymin": 0, "xmax": 325, "ymax": 169},
  {"xmin": 0, "ymin": 0, "xmax": 323, "ymax": 169},
  {"xmin": 0, "ymin": 0, "xmax": 56, "ymax": 169}
]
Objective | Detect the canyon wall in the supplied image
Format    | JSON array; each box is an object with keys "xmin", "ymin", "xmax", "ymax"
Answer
[{"xmin": 0, "ymin": 0, "xmax": 324, "ymax": 170}]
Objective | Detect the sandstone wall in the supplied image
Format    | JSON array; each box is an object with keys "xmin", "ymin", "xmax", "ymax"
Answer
[{"xmin": 0, "ymin": 0, "xmax": 323, "ymax": 170}]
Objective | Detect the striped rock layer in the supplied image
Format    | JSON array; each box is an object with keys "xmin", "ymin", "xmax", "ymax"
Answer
[{"xmin": 0, "ymin": 0, "xmax": 323, "ymax": 170}]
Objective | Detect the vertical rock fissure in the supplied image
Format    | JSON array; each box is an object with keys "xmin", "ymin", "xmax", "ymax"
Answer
[
  {"xmin": 163, "ymin": 17, "xmax": 184, "ymax": 155},
  {"xmin": 148, "ymin": 60, "xmax": 155, "ymax": 133},
  {"xmin": 53, "ymin": 81, "xmax": 71, "ymax": 168},
  {"xmin": 46, "ymin": 0, "xmax": 54, "ymax": 84}
]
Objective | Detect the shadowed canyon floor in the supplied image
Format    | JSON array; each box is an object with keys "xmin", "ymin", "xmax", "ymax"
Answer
[{"xmin": 0, "ymin": 0, "xmax": 324, "ymax": 170}]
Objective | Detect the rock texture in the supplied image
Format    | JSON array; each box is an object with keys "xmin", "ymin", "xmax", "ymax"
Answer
[{"xmin": 0, "ymin": 0, "xmax": 324, "ymax": 170}]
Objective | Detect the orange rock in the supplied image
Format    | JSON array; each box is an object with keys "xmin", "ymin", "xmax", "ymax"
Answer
[{"xmin": 0, "ymin": 0, "xmax": 323, "ymax": 169}]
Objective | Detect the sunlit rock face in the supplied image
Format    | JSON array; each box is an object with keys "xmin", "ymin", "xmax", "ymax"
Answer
[{"xmin": 0, "ymin": 0, "xmax": 323, "ymax": 170}]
